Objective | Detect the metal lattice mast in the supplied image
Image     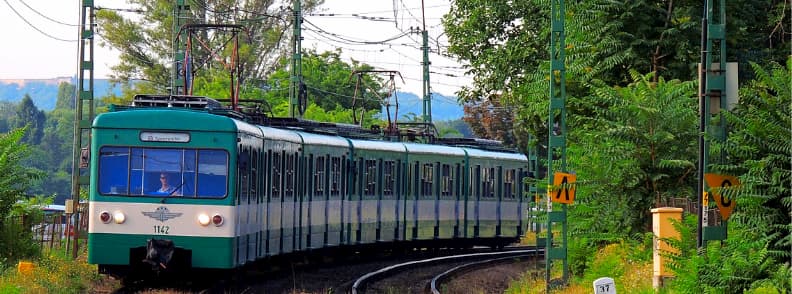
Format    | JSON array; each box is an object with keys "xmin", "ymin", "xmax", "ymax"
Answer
[
  {"xmin": 546, "ymin": 0, "xmax": 569, "ymax": 288},
  {"xmin": 699, "ymin": 0, "xmax": 728, "ymax": 248},
  {"xmin": 171, "ymin": 0, "xmax": 190, "ymax": 95},
  {"xmin": 420, "ymin": 0, "xmax": 432, "ymax": 125},
  {"xmin": 289, "ymin": 0, "xmax": 303, "ymax": 118},
  {"xmin": 69, "ymin": 0, "xmax": 95, "ymax": 259}
]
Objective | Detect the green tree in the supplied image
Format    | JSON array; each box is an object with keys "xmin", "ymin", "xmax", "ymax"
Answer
[
  {"xmin": 569, "ymin": 72, "xmax": 697, "ymax": 236},
  {"xmin": 0, "ymin": 128, "xmax": 44, "ymax": 263},
  {"xmin": 55, "ymin": 82, "xmax": 76, "ymax": 110},
  {"xmin": 13, "ymin": 95, "xmax": 46, "ymax": 145},
  {"xmin": 443, "ymin": 0, "xmax": 789, "ymax": 149},
  {"xmin": 190, "ymin": 50, "xmax": 388, "ymax": 126},
  {"xmin": 97, "ymin": 0, "xmax": 323, "ymax": 97},
  {"xmin": 258, "ymin": 49, "xmax": 386, "ymax": 114}
]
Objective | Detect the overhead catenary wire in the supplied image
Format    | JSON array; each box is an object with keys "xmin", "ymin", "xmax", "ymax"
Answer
[
  {"xmin": 16, "ymin": 0, "xmax": 79, "ymax": 26},
  {"xmin": 303, "ymin": 18, "xmax": 410, "ymax": 45},
  {"xmin": 3, "ymin": 0, "xmax": 76, "ymax": 42}
]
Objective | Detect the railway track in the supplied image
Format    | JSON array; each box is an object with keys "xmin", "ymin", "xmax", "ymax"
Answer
[
  {"xmin": 107, "ymin": 246, "xmax": 541, "ymax": 293},
  {"xmin": 351, "ymin": 247, "xmax": 542, "ymax": 294}
]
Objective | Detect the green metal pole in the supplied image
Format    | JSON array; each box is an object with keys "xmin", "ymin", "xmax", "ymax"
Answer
[
  {"xmin": 546, "ymin": 0, "xmax": 568, "ymax": 289},
  {"xmin": 172, "ymin": 0, "xmax": 189, "ymax": 95},
  {"xmin": 70, "ymin": 0, "xmax": 95, "ymax": 259},
  {"xmin": 701, "ymin": 0, "xmax": 728, "ymax": 243},
  {"xmin": 289, "ymin": 0, "xmax": 303, "ymax": 118},
  {"xmin": 421, "ymin": 29, "xmax": 432, "ymax": 125}
]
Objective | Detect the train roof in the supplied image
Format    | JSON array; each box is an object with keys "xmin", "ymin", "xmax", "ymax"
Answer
[
  {"xmin": 403, "ymin": 142, "xmax": 467, "ymax": 156},
  {"xmin": 296, "ymin": 131, "xmax": 351, "ymax": 148},
  {"xmin": 259, "ymin": 126, "xmax": 303, "ymax": 143},
  {"xmin": 95, "ymin": 108, "xmax": 237, "ymax": 132},
  {"xmin": 107, "ymin": 95, "xmax": 527, "ymax": 160},
  {"xmin": 349, "ymin": 139, "xmax": 407, "ymax": 153},
  {"xmin": 464, "ymin": 147, "xmax": 528, "ymax": 161}
]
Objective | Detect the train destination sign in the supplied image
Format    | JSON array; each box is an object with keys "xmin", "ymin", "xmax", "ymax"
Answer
[
  {"xmin": 550, "ymin": 172, "xmax": 577, "ymax": 204},
  {"xmin": 704, "ymin": 173, "xmax": 740, "ymax": 220},
  {"xmin": 140, "ymin": 132, "xmax": 190, "ymax": 143}
]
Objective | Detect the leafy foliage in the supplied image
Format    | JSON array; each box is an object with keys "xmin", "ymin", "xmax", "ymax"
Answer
[
  {"xmin": 0, "ymin": 128, "xmax": 44, "ymax": 265},
  {"xmin": 96, "ymin": 0, "xmax": 323, "ymax": 97},
  {"xmin": 667, "ymin": 59, "xmax": 791, "ymax": 293},
  {"xmin": 569, "ymin": 72, "xmax": 698, "ymax": 236}
]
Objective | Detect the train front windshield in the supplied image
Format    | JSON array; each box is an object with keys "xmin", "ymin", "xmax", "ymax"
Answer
[{"xmin": 98, "ymin": 147, "xmax": 229, "ymax": 198}]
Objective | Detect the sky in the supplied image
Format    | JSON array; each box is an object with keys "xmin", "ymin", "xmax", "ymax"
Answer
[{"xmin": 0, "ymin": 0, "xmax": 471, "ymax": 96}]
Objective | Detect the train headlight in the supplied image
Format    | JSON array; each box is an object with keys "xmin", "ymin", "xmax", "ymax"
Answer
[
  {"xmin": 113, "ymin": 211, "xmax": 126, "ymax": 224},
  {"xmin": 212, "ymin": 214, "xmax": 224, "ymax": 227},
  {"xmin": 99, "ymin": 211, "xmax": 111, "ymax": 224},
  {"xmin": 198, "ymin": 214, "xmax": 211, "ymax": 226}
]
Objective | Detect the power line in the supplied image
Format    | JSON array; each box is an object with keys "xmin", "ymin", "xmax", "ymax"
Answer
[
  {"xmin": 319, "ymin": 4, "xmax": 450, "ymax": 16},
  {"xmin": 17, "ymin": 0, "xmax": 78, "ymax": 26},
  {"xmin": 303, "ymin": 18, "xmax": 410, "ymax": 45},
  {"xmin": 3, "ymin": 0, "xmax": 76, "ymax": 42},
  {"xmin": 305, "ymin": 13, "xmax": 395, "ymax": 23}
]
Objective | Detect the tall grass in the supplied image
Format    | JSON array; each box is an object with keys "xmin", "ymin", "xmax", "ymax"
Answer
[
  {"xmin": 0, "ymin": 246, "xmax": 100, "ymax": 293},
  {"xmin": 506, "ymin": 242, "xmax": 654, "ymax": 293}
]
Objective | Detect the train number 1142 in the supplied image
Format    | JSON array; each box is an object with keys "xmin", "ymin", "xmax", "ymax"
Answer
[{"xmin": 154, "ymin": 225, "xmax": 170, "ymax": 234}]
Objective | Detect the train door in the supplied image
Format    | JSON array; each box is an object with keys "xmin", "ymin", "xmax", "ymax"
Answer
[
  {"xmin": 499, "ymin": 167, "xmax": 519, "ymax": 237},
  {"xmin": 236, "ymin": 146, "xmax": 250, "ymax": 265},
  {"xmin": 267, "ymin": 149, "xmax": 283, "ymax": 256},
  {"xmin": 327, "ymin": 155, "xmax": 344, "ymax": 245},
  {"xmin": 258, "ymin": 149, "xmax": 268, "ymax": 258},
  {"xmin": 467, "ymin": 165, "xmax": 481, "ymax": 238},
  {"xmin": 282, "ymin": 150, "xmax": 297, "ymax": 253},
  {"xmin": 479, "ymin": 165, "xmax": 497, "ymax": 238},
  {"xmin": 379, "ymin": 159, "xmax": 398, "ymax": 241},
  {"xmin": 360, "ymin": 158, "xmax": 377, "ymax": 243},
  {"xmin": 309, "ymin": 154, "xmax": 329, "ymax": 249},
  {"xmin": 454, "ymin": 163, "xmax": 462, "ymax": 238},
  {"xmin": 438, "ymin": 163, "xmax": 456, "ymax": 239},
  {"xmin": 248, "ymin": 150, "xmax": 259, "ymax": 261}
]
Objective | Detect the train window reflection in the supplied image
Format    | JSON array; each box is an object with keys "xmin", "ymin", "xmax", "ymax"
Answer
[{"xmin": 98, "ymin": 147, "xmax": 228, "ymax": 198}]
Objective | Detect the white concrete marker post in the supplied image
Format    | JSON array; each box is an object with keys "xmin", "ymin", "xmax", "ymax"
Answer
[{"xmin": 593, "ymin": 277, "xmax": 616, "ymax": 294}]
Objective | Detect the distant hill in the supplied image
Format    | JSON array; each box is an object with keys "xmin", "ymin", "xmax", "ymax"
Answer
[
  {"xmin": 0, "ymin": 79, "xmax": 465, "ymax": 121},
  {"xmin": 0, "ymin": 77, "xmax": 122, "ymax": 111},
  {"xmin": 380, "ymin": 92, "xmax": 464, "ymax": 121}
]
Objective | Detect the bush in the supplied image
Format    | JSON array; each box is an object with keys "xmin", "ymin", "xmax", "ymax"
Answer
[{"xmin": 0, "ymin": 248, "xmax": 100, "ymax": 293}]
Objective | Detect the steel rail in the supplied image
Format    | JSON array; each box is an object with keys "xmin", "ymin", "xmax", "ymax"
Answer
[
  {"xmin": 350, "ymin": 248, "xmax": 541, "ymax": 294},
  {"xmin": 429, "ymin": 253, "xmax": 536, "ymax": 294}
]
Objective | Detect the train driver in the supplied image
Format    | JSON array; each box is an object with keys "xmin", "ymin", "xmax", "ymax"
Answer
[{"xmin": 156, "ymin": 173, "xmax": 180, "ymax": 195}]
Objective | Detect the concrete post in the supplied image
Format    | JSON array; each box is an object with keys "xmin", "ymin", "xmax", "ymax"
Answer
[{"xmin": 651, "ymin": 207, "xmax": 683, "ymax": 289}]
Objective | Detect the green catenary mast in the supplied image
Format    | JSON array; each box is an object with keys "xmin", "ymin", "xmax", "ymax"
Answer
[
  {"xmin": 70, "ymin": 0, "xmax": 96, "ymax": 259},
  {"xmin": 545, "ymin": 0, "xmax": 569, "ymax": 289},
  {"xmin": 289, "ymin": 0, "xmax": 304, "ymax": 118}
]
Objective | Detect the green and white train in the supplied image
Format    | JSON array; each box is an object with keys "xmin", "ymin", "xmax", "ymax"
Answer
[{"xmin": 88, "ymin": 95, "xmax": 531, "ymax": 278}]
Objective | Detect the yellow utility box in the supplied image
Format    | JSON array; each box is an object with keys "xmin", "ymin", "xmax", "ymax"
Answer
[
  {"xmin": 651, "ymin": 207, "xmax": 683, "ymax": 289},
  {"xmin": 17, "ymin": 261, "xmax": 34, "ymax": 275}
]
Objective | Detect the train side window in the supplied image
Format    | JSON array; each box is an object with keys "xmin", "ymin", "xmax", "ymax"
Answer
[
  {"xmin": 251, "ymin": 150, "xmax": 258, "ymax": 203},
  {"xmin": 504, "ymin": 169, "xmax": 515, "ymax": 199},
  {"xmin": 271, "ymin": 151, "xmax": 281, "ymax": 199},
  {"xmin": 421, "ymin": 163, "xmax": 434, "ymax": 198},
  {"xmin": 315, "ymin": 155, "xmax": 326, "ymax": 196},
  {"xmin": 383, "ymin": 160, "xmax": 395, "ymax": 198},
  {"xmin": 239, "ymin": 147, "xmax": 250, "ymax": 204},
  {"xmin": 482, "ymin": 167, "xmax": 495, "ymax": 198},
  {"xmin": 455, "ymin": 163, "xmax": 461, "ymax": 198},
  {"xmin": 330, "ymin": 156, "xmax": 341, "ymax": 197},
  {"xmin": 285, "ymin": 152, "xmax": 295, "ymax": 198},
  {"xmin": 412, "ymin": 161, "xmax": 419, "ymax": 197},
  {"xmin": 99, "ymin": 147, "xmax": 130, "ymax": 195},
  {"xmin": 440, "ymin": 164, "xmax": 453, "ymax": 198},
  {"xmin": 364, "ymin": 159, "xmax": 377, "ymax": 197},
  {"xmin": 473, "ymin": 165, "xmax": 481, "ymax": 198}
]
